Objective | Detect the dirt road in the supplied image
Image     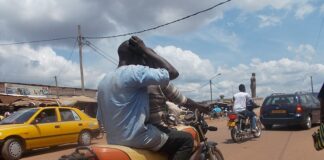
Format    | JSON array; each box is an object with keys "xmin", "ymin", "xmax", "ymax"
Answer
[{"xmin": 21, "ymin": 118, "xmax": 324, "ymax": 160}]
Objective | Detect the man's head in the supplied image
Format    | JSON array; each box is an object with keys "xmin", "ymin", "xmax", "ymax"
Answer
[
  {"xmin": 117, "ymin": 40, "xmax": 147, "ymax": 67},
  {"xmin": 239, "ymin": 84, "xmax": 246, "ymax": 92}
]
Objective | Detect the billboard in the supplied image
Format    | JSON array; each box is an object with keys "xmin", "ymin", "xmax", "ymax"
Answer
[{"xmin": 5, "ymin": 83, "xmax": 49, "ymax": 96}]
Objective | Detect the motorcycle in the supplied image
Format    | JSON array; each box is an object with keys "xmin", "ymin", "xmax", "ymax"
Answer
[
  {"xmin": 227, "ymin": 110, "xmax": 262, "ymax": 143},
  {"xmin": 59, "ymin": 109, "xmax": 224, "ymax": 160}
]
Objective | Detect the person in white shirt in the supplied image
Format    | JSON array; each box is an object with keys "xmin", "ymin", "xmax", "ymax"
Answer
[{"xmin": 233, "ymin": 84, "xmax": 257, "ymax": 131}]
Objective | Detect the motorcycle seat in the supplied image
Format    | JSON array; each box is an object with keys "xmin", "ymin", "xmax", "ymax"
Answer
[
  {"xmin": 91, "ymin": 145, "xmax": 167, "ymax": 160},
  {"xmin": 91, "ymin": 125, "xmax": 200, "ymax": 160}
]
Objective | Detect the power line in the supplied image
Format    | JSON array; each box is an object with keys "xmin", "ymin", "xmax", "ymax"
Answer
[
  {"xmin": 0, "ymin": 36, "xmax": 75, "ymax": 46},
  {"xmin": 0, "ymin": 0, "xmax": 231, "ymax": 45},
  {"xmin": 48, "ymin": 38, "xmax": 78, "ymax": 86},
  {"xmin": 56, "ymin": 38, "xmax": 78, "ymax": 78},
  {"xmin": 85, "ymin": 40, "xmax": 118, "ymax": 62},
  {"xmin": 85, "ymin": 0, "xmax": 232, "ymax": 39},
  {"xmin": 85, "ymin": 41, "xmax": 118, "ymax": 65}
]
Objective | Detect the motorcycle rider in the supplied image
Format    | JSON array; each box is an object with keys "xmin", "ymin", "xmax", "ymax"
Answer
[
  {"xmin": 97, "ymin": 36, "xmax": 194, "ymax": 160},
  {"xmin": 233, "ymin": 84, "xmax": 257, "ymax": 132}
]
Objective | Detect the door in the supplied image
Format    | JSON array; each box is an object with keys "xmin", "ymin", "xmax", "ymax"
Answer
[
  {"xmin": 58, "ymin": 108, "xmax": 84, "ymax": 143},
  {"xmin": 27, "ymin": 108, "xmax": 61, "ymax": 148}
]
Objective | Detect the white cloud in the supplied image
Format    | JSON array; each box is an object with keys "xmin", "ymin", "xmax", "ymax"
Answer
[
  {"xmin": 287, "ymin": 44, "xmax": 316, "ymax": 61},
  {"xmin": 152, "ymin": 45, "xmax": 324, "ymax": 101},
  {"xmin": 154, "ymin": 45, "xmax": 216, "ymax": 82},
  {"xmin": 194, "ymin": 27, "xmax": 242, "ymax": 52},
  {"xmin": 295, "ymin": 3, "xmax": 315, "ymax": 20},
  {"xmin": 205, "ymin": 58, "xmax": 324, "ymax": 100},
  {"xmin": 0, "ymin": 45, "xmax": 104, "ymax": 89},
  {"xmin": 0, "ymin": 0, "xmax": 322, "ymax": 102},
  {"xmin": 234, "ymin": 0, "xmax": 296, "ymax": 12},
  {"xmin": 258, "ymin": 15, "xmax": 281, "ymax": 28},
  {"xmin": 0, "ymin": 0, "xmax": 304, "ymax": 43},
  {"xmin": 1, "ymin": 44, "xmax": 323, "ymax": 101}
]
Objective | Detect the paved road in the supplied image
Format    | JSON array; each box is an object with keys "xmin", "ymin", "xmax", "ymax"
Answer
[
  {"xmin": 21, "ymin": 118, "xmax": 324, "ymax": 160},
  {"xmin": 207, "ymin": 118, "xmax": 324, "ymax": 160}
]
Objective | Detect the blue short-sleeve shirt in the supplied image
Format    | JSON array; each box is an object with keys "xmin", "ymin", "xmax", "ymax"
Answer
[{"xmin": 97, "ymin": 65, "xmax": 169, "ymax": 151}]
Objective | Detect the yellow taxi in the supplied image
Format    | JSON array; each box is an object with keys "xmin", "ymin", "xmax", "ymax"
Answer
[{"xmin": 0, "ymin": 106, "xmax": 99, "ymax": 160}]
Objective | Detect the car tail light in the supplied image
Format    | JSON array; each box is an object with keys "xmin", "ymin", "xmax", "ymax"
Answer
[
  {"xmin": 296, "ymin": 104, "xmax": 303, "ymax": 113},
  {"xmin": 228, "ymin": 113, "xmax": 237, "ymax": 120}
]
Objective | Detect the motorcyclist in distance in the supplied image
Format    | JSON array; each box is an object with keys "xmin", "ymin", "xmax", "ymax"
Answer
[{"xmin": 233, "ymin": 84, "xmax": 257, "ymax": 132}]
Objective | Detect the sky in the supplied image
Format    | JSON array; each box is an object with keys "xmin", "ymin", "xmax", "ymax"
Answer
[{"xmin": 0, "ymin": 0, "xmax": 323, "ymax": 101}]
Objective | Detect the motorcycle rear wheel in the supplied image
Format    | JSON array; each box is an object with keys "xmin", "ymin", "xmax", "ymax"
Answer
[{"xmin": 231, "ymin": 128, "xmax": 242, "ymax": 143}]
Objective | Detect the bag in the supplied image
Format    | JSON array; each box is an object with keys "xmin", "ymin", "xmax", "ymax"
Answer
[
  {"xmin": 59, "ymin": 147, "xmax": 98, "ymax": 160},
  {"xmin": 312, "ymin": 123, "xmax": 324, "ymax": 151}
]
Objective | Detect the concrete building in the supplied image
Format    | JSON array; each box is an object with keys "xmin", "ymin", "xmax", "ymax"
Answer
[{"xmin": 0, "ymin": 82, "xmax": 97, "ymax": 100}]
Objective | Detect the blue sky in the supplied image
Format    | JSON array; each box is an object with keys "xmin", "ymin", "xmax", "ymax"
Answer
[{"xmin": 0, "ymin": 0, "xmax": 323, "ymax": 100}]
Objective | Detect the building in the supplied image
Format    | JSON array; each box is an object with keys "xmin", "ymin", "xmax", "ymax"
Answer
[{"xmin": 0, "ymin": 82, "xmax": 97, "ymax": 103}]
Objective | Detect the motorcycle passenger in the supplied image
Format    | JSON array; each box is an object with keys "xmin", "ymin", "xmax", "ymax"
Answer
[
  {"xmin": 144, "ymin": 47, "xmax": 210, "ymax": 160},
  {"xmin": 148, "ymin": 82, "xmax": 210, "ymax": 159},
  {"xmin": 233, "ymin": 84, "xmax": 257, "ymax": 132},
  {"xmin": 97, "ymin": 36, "xmax": 193, "ymax": 160}
]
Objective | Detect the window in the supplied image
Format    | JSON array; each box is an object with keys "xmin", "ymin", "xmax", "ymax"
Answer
[
  {"xmin": 60, "ymin": 109, "xmax": 81, "ymax": 121},
  {"xmin": 36, "ymin": 109, "xmax": 57, "ymax": 123},
  {"xmin": 264, "ymin": 96, "xmax": 296, "ymax": 105},
  {"xmin": 0, "ymin": 108, "xmax": 38, "ymax": 124}
]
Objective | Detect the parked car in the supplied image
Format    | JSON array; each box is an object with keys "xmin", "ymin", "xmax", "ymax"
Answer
[
  {"xmin": 0, "ymin": 106, "xmax": 99, "ymax": 160},
  {"xmin": 260, "ymin": 92, "xmax": 321, "ymax": 130}
]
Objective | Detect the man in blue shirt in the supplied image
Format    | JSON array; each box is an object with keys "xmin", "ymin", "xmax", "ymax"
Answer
[{"xmin": 97, "ymin": 36, "xmax": 193, "ymax": 160}]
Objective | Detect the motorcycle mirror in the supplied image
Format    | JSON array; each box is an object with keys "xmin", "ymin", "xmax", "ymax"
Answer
[{"xmin": 207, "ymin": 126, "xmax": 218, "ymax": 131}]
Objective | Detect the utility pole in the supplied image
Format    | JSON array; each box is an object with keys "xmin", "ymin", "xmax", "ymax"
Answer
[
  {"xmin": 54, "ymin": 76, "xmax": 59, "ymax": 98},
  {"xmin": 78, "ymin": 25, "xmax": 85, "ymax": 95},
  {"xmin": 210, "ymin": 80, "xmax": 213, "ymax": 103},
  {"xmin": 311, "ymin": 76, "xmax": 314, "ymax": 93}
]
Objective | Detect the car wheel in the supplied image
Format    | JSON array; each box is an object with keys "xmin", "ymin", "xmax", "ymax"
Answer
[
  {"xmin": 78, "ymin": 130, "xmax": 91, "ymax": 146},
  {"xmin": 264, "ymin": 124, "xmax": 272, "ymax": 130},
  {"xmin": 303, "ymin": 115, "xmax": 312, "ymax": 130},
  {"xmin": 1, "ymin": 138, "xmax": 24, "ymax": 160}
]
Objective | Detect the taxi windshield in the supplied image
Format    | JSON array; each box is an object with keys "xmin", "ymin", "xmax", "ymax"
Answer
[{"xmin": 0, "ymin": 108, "xmax": 39, "ymax": 124}]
